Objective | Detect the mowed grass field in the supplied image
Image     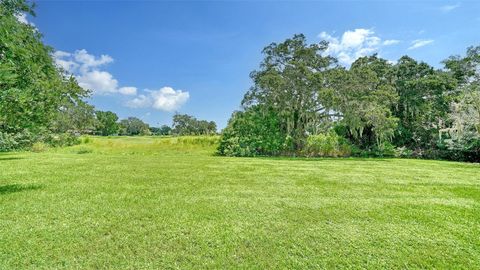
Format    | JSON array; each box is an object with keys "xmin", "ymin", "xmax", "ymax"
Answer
[{"xmin": 0, "ymin": 136, "xmax": 479, "ymax": 269}]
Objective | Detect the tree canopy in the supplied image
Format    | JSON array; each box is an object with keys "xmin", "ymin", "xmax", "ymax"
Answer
[{"xmin": 219, "ymin": 35, "xmax": 480, "ymax": 161}]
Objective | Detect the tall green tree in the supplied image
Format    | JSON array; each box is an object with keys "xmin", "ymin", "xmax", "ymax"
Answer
[
  {"xmin": 392, "ymin": 56, "xmax": 457, "ymax": 149},
  {"xmin": 441, "ymin": 45, "xmax": 480, "ymax": 160},
  {"xmin": 95, "ymin": 110, "xmax": 119, "ymax": 136},
  {"xmin": 242, "ymin": 34, "xmax": 337, "ymax": 150},
  {"xmin": 330, "ymin": 55, "xmax": 398, "ymax": 147},
  {"xmin": 52, "ymin": 101, "xmax": 96, "ymax": 134},
  {"xmin": 0, "ymin": 0, "xmax": 89, "ymax": 134}
]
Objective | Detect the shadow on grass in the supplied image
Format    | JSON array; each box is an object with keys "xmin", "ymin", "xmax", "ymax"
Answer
[
  {"xmin": 213, "ymin": 153, "xmax": 396, "ymax": 163},
  {"xmin": 0, "ymin": 156, "xmax": 24, "ymax": 161},
  {"xmin": 0, "ymin": 184, "xmax": 42, "ymax": 195}
]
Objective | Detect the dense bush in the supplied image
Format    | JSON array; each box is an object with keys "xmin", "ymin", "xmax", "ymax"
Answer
[
  {"xmin": 0, "ymin": 131, "xmax": 34, "ymax": 152},
  {"xmin": 31, "ymin": 142, "xmax": 48, "ymax": 153},
  {"xmin": 0, "ymin": 130, "xmax": 80, "ymax": 152},
  {"xmin": 217, "ymin": 106, "xmax": 288, "ymax": 157},
  {"xmin": 41, "ymin": 133, "xmax": 80, "ymax": 148},
  {"xmin": 302, "ymin": 133, "xmax": 352, "ymax": 157}
]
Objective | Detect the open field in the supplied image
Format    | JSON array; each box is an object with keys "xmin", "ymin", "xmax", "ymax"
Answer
[{"xmin": 0, "ymin": 136, "xmax": 479, "ymax": 269}]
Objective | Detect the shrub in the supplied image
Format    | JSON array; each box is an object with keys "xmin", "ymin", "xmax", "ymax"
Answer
[
  {"xmin": 218, "ymin": 106, "xmax": 287, "ymax": 157},
  {"xmin": 303, "ymin": 133, "xmax": 352, "ymax": 157},
  {"xmin": 0, "ymin": 132, "xmax": 20, "ymax": 152},
  {"xmin": 0, "ymin": 130, "xmax": 36, "ymax": 152},
  {"xmin": 350, "ymin": 142, "xmax": 396, "ymax": 158},
  {"xmin": 82, "ymin": 136, "xmax": 92, "ymax": 144},
  {"xmin": 394, "ymin": 146, "xmax": 413, "ymax": 158},
  {"xmin": 31, "ymin": 142, "xmax": 48, "ymax": 153},
  {"xmin": 42, "ymin": 133, "xmax": 80, "ymax": 147},
  {"xmin": 374, "ymin": 142, "xmax": 396, "ymax": 157}
]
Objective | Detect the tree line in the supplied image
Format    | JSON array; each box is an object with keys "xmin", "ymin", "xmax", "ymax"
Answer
[
  {"xmin": 61, "ymin": 110, "xmax": 217, "ymax": 137},
  {"xmin": 218, "ymin": 34, "xmax": 480, "ymax": 162},
  {"xmin": 0, "ymin": 0, "xmax": 216, "ymax": 151}
]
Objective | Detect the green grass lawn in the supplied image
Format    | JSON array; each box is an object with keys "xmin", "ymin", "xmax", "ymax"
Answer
[{"xmin": 0, "ymin": 136, "xmax": 479, "ymax": 269}]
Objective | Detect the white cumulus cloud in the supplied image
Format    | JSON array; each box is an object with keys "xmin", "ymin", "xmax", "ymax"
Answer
[
  {"xmin": 53, "ymin": 50, "xmax": 134, "ymax": 96},
  {"xmin": 126, "ymin": 87, "xmax": 189, "ymax": 112},
  {"xmin": 54, "ymin": 50, "xmax": 189, "ymax": 111},
  {"xmin": 76, "ymin": 70, "xmax": 118, "ymax": 94},
  {"xmin": 408, "ymin": 39, "xmax": 434, "ymax": 50},
  {"xmin": 319, "ymin": 28, "xmax": 399, "ymax": 66}
]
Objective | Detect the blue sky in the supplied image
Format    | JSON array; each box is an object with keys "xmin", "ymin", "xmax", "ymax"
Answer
[{"xmin": 28, "ymin": 0, "xmax": 480, "ymax": 129}]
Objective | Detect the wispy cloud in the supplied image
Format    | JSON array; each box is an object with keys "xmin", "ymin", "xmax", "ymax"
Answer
[
  {"xmin": 319, "ymin": 28, "xmax": 400, "ymax": 66},
  {"xmin": 408, "ymin": 39, "xmax": 434, "ymax": 50},
  {"xmin": 383, "ymin": 40, "xmax": 401, "ymax": 46},
  {"xmin": 440, "ymin": 3, "xmax": 460, "ymax": 13}
]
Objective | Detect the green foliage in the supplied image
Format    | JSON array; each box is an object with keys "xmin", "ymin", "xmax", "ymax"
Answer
[
  {"xmin": 394, "ymin": 146, "xmax": 413, "ymax": 158},
  {"xmin": 31, "ymin": 141, "xmax": 48, "ymax": 153},
  {"xmin": 0, "ymin": 0, "xmax": 91, "ymax": 151},
  {"xmin": 81, "ymin": 136, "xmax": 92, "ymax": 144},
  {"xmin": 242, "ymin": 34, "xmax": 337, "ymax": 150},
  {"xmin": 440, "ymin": 86, "xmax": 480, "ymax": 161},
  {"xmin": 302, "ymin": 132, "xmax": 352, "ymax": 157},
  {"xmin": 392, "ymin": 56, "xmax": 457, "ymax": 149},
  {"xmin": 331, "ymin": 55, "xmax": 399, "ymax": 145},
  {"xmin": 52, "ymin": 101, "xmax": 97, "ymax": 134},
  {"xmin": 41, "ymin": 133, "xmax": 80, "ymax": 148},
  {"xmin": 351, "ymin": 142, "xmax": 396, "ymax": 158},
  {"xmin": 95, "ymin": 110, "xmax": 119, "ymax": 136},
  {"xmin": 218, "ymin": 106, "xmax": 287, "ymax": 156},
  {"xmin": 150, "ymin": 125, "xmax": 172, "ymax": 136},
  {"xmin": 172, "ymin": 114, "xmax": 216, "ymax": 136},
  {"xmin": 0, "ymin": 130, "xmax": 79, "ymax": 152},
  {"xmin": 0, "ymin": 130, "xmax": 33, "ymax": 151},
  {"xmin": 119, "ymin": 117, "xmax": 150, "ymax": 136},
  {"xmin": 220, "ymin": 34, "xmax": 480, "ymax": 162},
  {"xmin": 170, "ymin": 135, "xmax": 220, "ymax": 147},
  {"xmin": 0, "ymin": 1, "xmax": 89, "ymax": 134}
]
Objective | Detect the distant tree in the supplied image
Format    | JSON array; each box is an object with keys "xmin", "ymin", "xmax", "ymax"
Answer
[
  {"xmin": 95, "ymin": 111, "xmax": 119, "ymax": 136},
  {"xmin": 119, "ymin": 117, "xmax": 150, "ymax": 136},
  {"xmin": 149, "ymin": 125, "xmax": 172, "ymax": 135},
  {"xmin": 159, "ymin": 125, "xmax": 172, "ymax": 135},
  {"xmin": 171, "ymin": 114, "xmax": 216, "ymax": 135}
]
